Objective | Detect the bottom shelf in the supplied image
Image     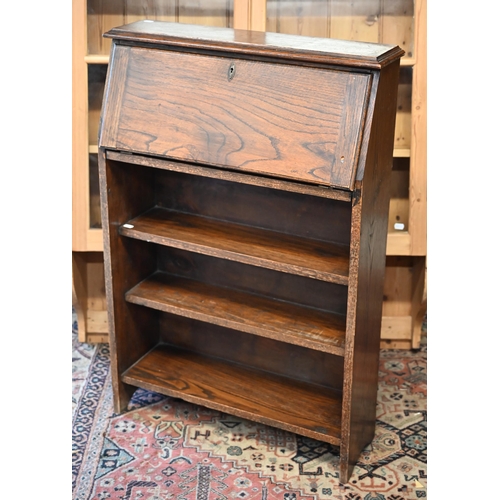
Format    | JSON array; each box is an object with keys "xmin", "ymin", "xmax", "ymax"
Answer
[{"xmin": 122, "ymin": 343, "xmax": 343, "ymax": 445}]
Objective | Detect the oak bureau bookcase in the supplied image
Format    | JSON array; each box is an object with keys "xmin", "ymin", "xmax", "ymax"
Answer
[{"xmin": 98, "ymin": 20, "xmax": 403, "ymax": 483}]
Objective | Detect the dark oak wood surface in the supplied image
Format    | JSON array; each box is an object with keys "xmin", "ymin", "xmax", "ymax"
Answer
[
  {"xmin": 106, "ymin": 151, "xmax": 353, "ymax": 202},
  {"xmin": 98, "ymin": 21, "xmax": 403, "ymax": 484},
  {"xmin": 159, "ymin": 314, "xmax": 345, "ymax": 391},
  {"xmin": 340, "ymin": 61, "xmax": 402, "ymax": 481},
  {"xmin": 122, "ymin": 344, "xmax": 343, "ymax": 444},
  {"xmin": 120, "ymin": 207, "xmax": 350, "ymax": 284},
  {"xmin": 158, "ymin": 248, "xmax": 349, "ymax": 316},
  {"xmin": 126, "ymin": 272, "xmax": 346, "ymax": 355},
  {"xmin": 105, "ymin": 20, "xmax": 404, "ymax": 69},
  {"xmin": 101, "ymin": 44, "xmax": 370, "ymax": 189}
]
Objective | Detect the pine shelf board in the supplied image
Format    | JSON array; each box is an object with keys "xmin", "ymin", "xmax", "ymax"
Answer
[
  {"xmin": 84, "ymin": 55, "xmax": 109, "ymax": 64},
  {"xmin": 122, "ymin": 343, "xmax": 343, "ymax": 444},
  {"xmin": 393, "ymin": 148, "xmax": 411, "ymax": 158},
  {"xmin": 126, "ymin": 272, "xmax": 347, "ymax": 355},
  {"xmin": 121, "ymin": 207, "xmax": 350, "ymax": 285}
]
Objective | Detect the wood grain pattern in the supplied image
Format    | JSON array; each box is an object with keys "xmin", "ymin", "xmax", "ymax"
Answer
[
  {"xmin": 120, "ymin": 207, "xmax": 350, "ymax": 284},
  {"xmin": 102, "ymin": 45, "xmax": 371, "ymax": 189},
  {"xmin": 341, "ymin": 60, "xmax": 401, "ymax": 482},
  {"xmin": 98, "ymin": 20, "xmax": 403, "ymax": 485},
  {"xmin": 159, "ymin": 314, "xmax": 345, "ymax": 391},
  {"xmin": 158, "ymin": 248, "xmax": 349, "ymax": 316},
  {"xmin": 106, "ymin": 150, "xmax": 353, "ymax": 202},
  {"xmin": 99, "ymin": 152, "xmax": 160, "ymax": 411},
  {"xmin": 152, "ymin": 168, "xmax": 352, "ymax": 246},
  {"xmin": 126, "ymin": 272, "xmax": 346, "ymax": 355},
  {"xmin": 104, "ymin": 20, "xmax": 404, "ymax": 68},
  {"xmin": 122, "ymin": 344, "xmax": 343, "ymax": 443},
  {"xmin": 87, "ymin": 0, "xmax": 233, "ymax": 56}
]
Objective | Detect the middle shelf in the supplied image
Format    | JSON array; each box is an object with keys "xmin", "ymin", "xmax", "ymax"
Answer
[{"xmin": 126, "ymin": 271, "xmax": 346, "ymax": 355}]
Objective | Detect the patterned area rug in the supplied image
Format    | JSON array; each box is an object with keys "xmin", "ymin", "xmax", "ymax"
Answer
[{"xmin": 72, "ymin": 312, "xmax": 427, "ymax": 500}]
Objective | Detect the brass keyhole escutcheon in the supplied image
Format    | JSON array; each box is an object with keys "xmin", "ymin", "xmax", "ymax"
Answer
[{"xmin": 228, "ymin": 62, "xmax": 236, "ymax": 81}]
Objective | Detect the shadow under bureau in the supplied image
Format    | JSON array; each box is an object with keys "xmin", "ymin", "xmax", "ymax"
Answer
[{"xmin": 97, "ymin": 20, "xmax": 403, "ymax": 483}]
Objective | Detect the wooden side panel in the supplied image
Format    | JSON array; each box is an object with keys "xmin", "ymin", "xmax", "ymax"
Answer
[
  {"xmin": 340, "ymin": 60, "xmax": 401, "ymax": 483},
  {"xmin": 100, "ymin": 44, "xmax": 371, "ymax": 189},
  {"xmin": 98, "ymin": 43, "xmax": 130, "ymax": 149},
  {"xmin": 99, "ymin": 153, "xmax": 160, "ymax": 411}
]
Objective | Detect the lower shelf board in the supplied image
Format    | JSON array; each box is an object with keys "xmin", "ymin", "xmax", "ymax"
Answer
[{"xmin": 122, "ymin": 344, "xmax": 343, "ymax": 445}]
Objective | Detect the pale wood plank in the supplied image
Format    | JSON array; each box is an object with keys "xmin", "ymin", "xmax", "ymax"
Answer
[
  {"xmin": 250, "ymin": 0, "xmax": 266, "ymax": 31},
  {"xmin": 178, "ymin": 0, "xmax": 231, "ymax": 27},
  {"xmin": 393, "ymin": 67, "xmax": 412, "ymax": 150},
  {"xmin": 72, "ymin": 252, "xmax": 89, "ymax": 343},
  {"xmin": 380, "ymin": 339, "xmax": 411, "ymax": 349},
  {"xmin": 380, "ymin": 315, "xmax": 412, "ymax": 340},
  {"xmin": 86, "ymin": 333, "xmax": 110, "ymax": 344},
  {"xmin": 328, "ymin": 0, "xmax": 380, "ymax": 43},
  {"xmin": 84, "ymin": 55, "xmax": 110, "ymax": 64},
  {"xmin": 386, "ymin": 232, "xmax": 411, "ymax": 255},
  {"xmin": 72, "ymin": 0, "xmax": 90, "ymax": 251},
  {"xmin": 380, "ymin": 0, "xmax": 414, "ymax": 59},
  {"xmin": 393, "ymin": 148, "xmax": 411, "ymax": 157},
  {"xmin": 409, "ymin": 0, "xmax": 427, "ymax": 255},
  {"xmin": 233, "ymin": 0, "xmax": 250, "ymax": 29},
  {"xmin": 86, "ymin": 310, "xmax": 109, "ymax": 334},
  {"xmin": 86, "ymin": 229, "xmax": 104, "ymax": 252}
]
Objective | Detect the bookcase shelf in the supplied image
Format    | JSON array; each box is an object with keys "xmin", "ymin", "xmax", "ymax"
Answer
[
  {"xmin": 126, "ymin": 271, "xmax": 347, "ymax": 355},
  {"xmin": 120, "ymin": 207, "xmax": 351, "ymax": 284},
  {"xmin": 122, "ymin": 343, "xmax": 344, "ymax": 444}
]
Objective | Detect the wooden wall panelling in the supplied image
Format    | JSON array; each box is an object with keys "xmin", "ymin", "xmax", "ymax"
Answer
[
  {"xmin": 408, "ymin": 0, "xmax": 427, "ymax": 256},
  {"xmin": 234, "ymin": 0, "xmax": 266, "ymax": 31}
]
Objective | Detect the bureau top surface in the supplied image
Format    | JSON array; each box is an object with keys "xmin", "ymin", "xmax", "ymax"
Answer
[{"xmin": 104, "ymin": 20, "xmax": 404, "ymax": 69}]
